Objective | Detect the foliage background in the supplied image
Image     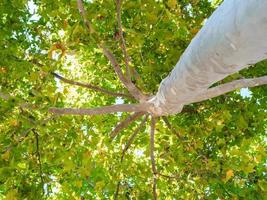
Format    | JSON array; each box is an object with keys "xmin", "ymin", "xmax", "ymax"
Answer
[{"xmin": 0, "ymin": 0, "xmax": 266, "ymax": 199}]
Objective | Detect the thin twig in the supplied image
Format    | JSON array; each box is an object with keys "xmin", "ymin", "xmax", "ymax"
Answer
[
  {"xmin": 52, "ymin": 72, "xmax": 133, "ymax": 99},
  {"xmin": 162, "ymin": 116, "xmax": 181, "ymax": 139},
  {"xmin": 150, "ymin": 117, "xmax": 157, "ymax": 174},
  {"xmin": 32, "ymin": 129, "xmax": 45, "ymax": 194},
  {"xmin": 157, "ymin": 173, "xmax": 180, "ymax": 179},
  {"xmin": 121, "ymin": 114, "xmax": 148, "ymax": 161},
  {"xmin": 49, "ymin": 104, "xmax": 147, "ymax": 116},
  {"xmin": 5, "ymin": 116, "xmax": 56, "ymax": 152},
  {"xmin": 110, "ymin": 112, "xmax": 145, "ymax": 139},
  {"xmin": 115, "ymin": 115, "xmax": 148, "ymax": 198},
  {"xmin": 77, "ymin": 0, "xmax": 93, "ymax": 32},
  {"xmin": 114, "ymin": 181, "xmax": 121, "ymax": 200},
  {"xmin": 150, "ymin": 116, "xmax": 157, "ymax": 200},
  {"xmin": 116, "ymin": 0, "xmax": 131, "ymax": 79}
]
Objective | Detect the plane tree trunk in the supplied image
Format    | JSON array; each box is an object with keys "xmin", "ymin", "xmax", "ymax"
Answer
[{"xmin": 149, "ymin": 0, "xmax": 267, "ymax": 116}]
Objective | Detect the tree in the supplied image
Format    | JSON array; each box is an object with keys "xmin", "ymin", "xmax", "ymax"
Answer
[{"xmin": 0, "ymin": 0, "xmax": 266, "ymax": 199}]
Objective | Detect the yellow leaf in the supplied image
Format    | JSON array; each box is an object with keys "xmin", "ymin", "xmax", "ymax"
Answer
[
  {"xmin": 95, "ymin": 181, "xmax": 105, "ymax": 191},
  {"xmin": 17, "ymin": 163, "xmax": 26, "ymax": 169},
  {"xmin": 9, "ymin": 119, "xmax": 18, "ymax": 127},
  {"xmin": 29, "ymin": 72, "xmax": 39, "ymax": 81},
  {"xmin": 79, "ymin": 167, "xmax": 90, "ymax": 177},
  {"xmin": 63, "ymin": 159, "xmax": 75, "ymax": 172},
  {"xmin": 1, "ymin": 151, "xmax": 10, "ymax": 161},
  {"xmin": 48, "ymin": 44, "xmax": 57, "ymax": 59},
  {"xmin": 167, "ymin": 0, "xmax": 176, "ymax": 9},
  {"xmin": 0, "ymin": 67, "xmax": 7, "ymax": 73},
  {"xmin": 48, "ymin": 42, "xmax": 66, "ymax": 59},
  {"xmin": 63, "ymin": 88, "xmax": 68, "ymax": 94},
  {"xmin": 75, "ymin": 180, "xmax": 83, "ymax": 188},
  {"xmin": 255, "ymin": 154, "xmax": 262, "ymax": 163},
  {"xmin": 5, "ymin": 189, "xmax": 18, "ymax": 200},
  {"xmin": 190, "ymin": 28, "xmax": 199, "ymax": 35},
  {"xmin": 225, "ymin": 169, "xmax": 234, "ymax": 182},
  {"xmin": 258, "ymin": 180, "xmax": 267, "ymax": 191}
]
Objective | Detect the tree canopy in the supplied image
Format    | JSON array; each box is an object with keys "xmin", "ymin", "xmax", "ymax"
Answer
[{"xmin": 0, "ymin": 0, "xmax": 266, "ymax": 199}]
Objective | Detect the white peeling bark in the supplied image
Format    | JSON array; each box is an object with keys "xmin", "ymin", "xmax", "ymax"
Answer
[{"xmin": 150, "ymin": 0, "xmax": 267, "ymax": 116}]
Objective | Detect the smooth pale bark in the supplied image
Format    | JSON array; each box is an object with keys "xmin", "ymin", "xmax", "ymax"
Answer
[
  {"xmin": 49, "ymin": 104, "xmax": 146, "ymax": 115},
  {"xmin": 52, "ymin": 72, "xmax": 134, "ymax": 99},
  {"xmin": 121, "ymin": 115, "xmax": 148, "ymax": 161},
  {"xmin": 190, "ymin": 76, "xmax": 267, "ymax": 104},
  {"xmin": 101, "ymin": 45, "xmax": 148, "ymax": 101},
  {"xmin": 150, "ymin": 0, "xmax": 267, "ymax": 116},
  {"xmin": 110, "ymin": 112, "xmax": 144, "ymax": 139},
  {"xmin": 150, "ymin": 117, "xmax": 157, "ymax": 200}
]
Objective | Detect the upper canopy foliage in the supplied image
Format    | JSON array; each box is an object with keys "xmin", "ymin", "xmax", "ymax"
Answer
[{"xmin": 0, "ymin": 0, "xmax": 266, "ymax": 199}]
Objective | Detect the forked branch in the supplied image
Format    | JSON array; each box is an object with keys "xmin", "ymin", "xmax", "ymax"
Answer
[
  {"xmin": 192, "ymin": 76, "xmax": 267, "ymax": 103},
  {"xmin": 110, "ymin": 112, "xmax": 145, "ymax": 139},
  {"xmin": 49, "ymin": 104, "xmax": 147, "ymax": 116},
  {"xmin": 150, "ymin": 117, "xmax": 157, "ymax": 200},
  {"xmin": 121, "ymin": 115, "xmax": 148, "ymax": 161},
  {"xmin": 101, "ymin": 46, "xmax": 147, "ymax": 101},
  {"xmin": 52, "ymin": 72, "xmax": 133, "ymax": 99},
  {"xmin": 76, "ymin": 0, "xmax": 146, "ymax": 101}
]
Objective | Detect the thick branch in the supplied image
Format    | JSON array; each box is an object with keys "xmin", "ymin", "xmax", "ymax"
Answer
[
  {"xmin": 49, "ymin": 104, "xmax": 147, "ymax": 116},
  {"xmin": 116, "ymin": 0, "xmax": 131, "ymax": 79},
  {"xmin": 162, "ymin": 116, "xmax": 181, "ymax": 139},
  {"xmin": 192, "ymin": 76, "xmax": 267, "ymax": 103},
  {"xmin": 150, "ymin": 117, "xmax": 157, "ymax": 200},
  {"xmin": 121, "ymin": 115, "xmax": 148, "ymax": 161},
  {"xmin": 110, "ymin": 112, "xmax": 145, "ymax": 139},
  {"xmin": 101, "ymin": 46, "xmax": 147, "ymax": 101},
  {"xmin": 152, "ymin": 176, "xmax": 157, "ymax": 200},
  {"xmin": 52, "ymin": 72, "xmax": 133, "ymax": 99}
]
